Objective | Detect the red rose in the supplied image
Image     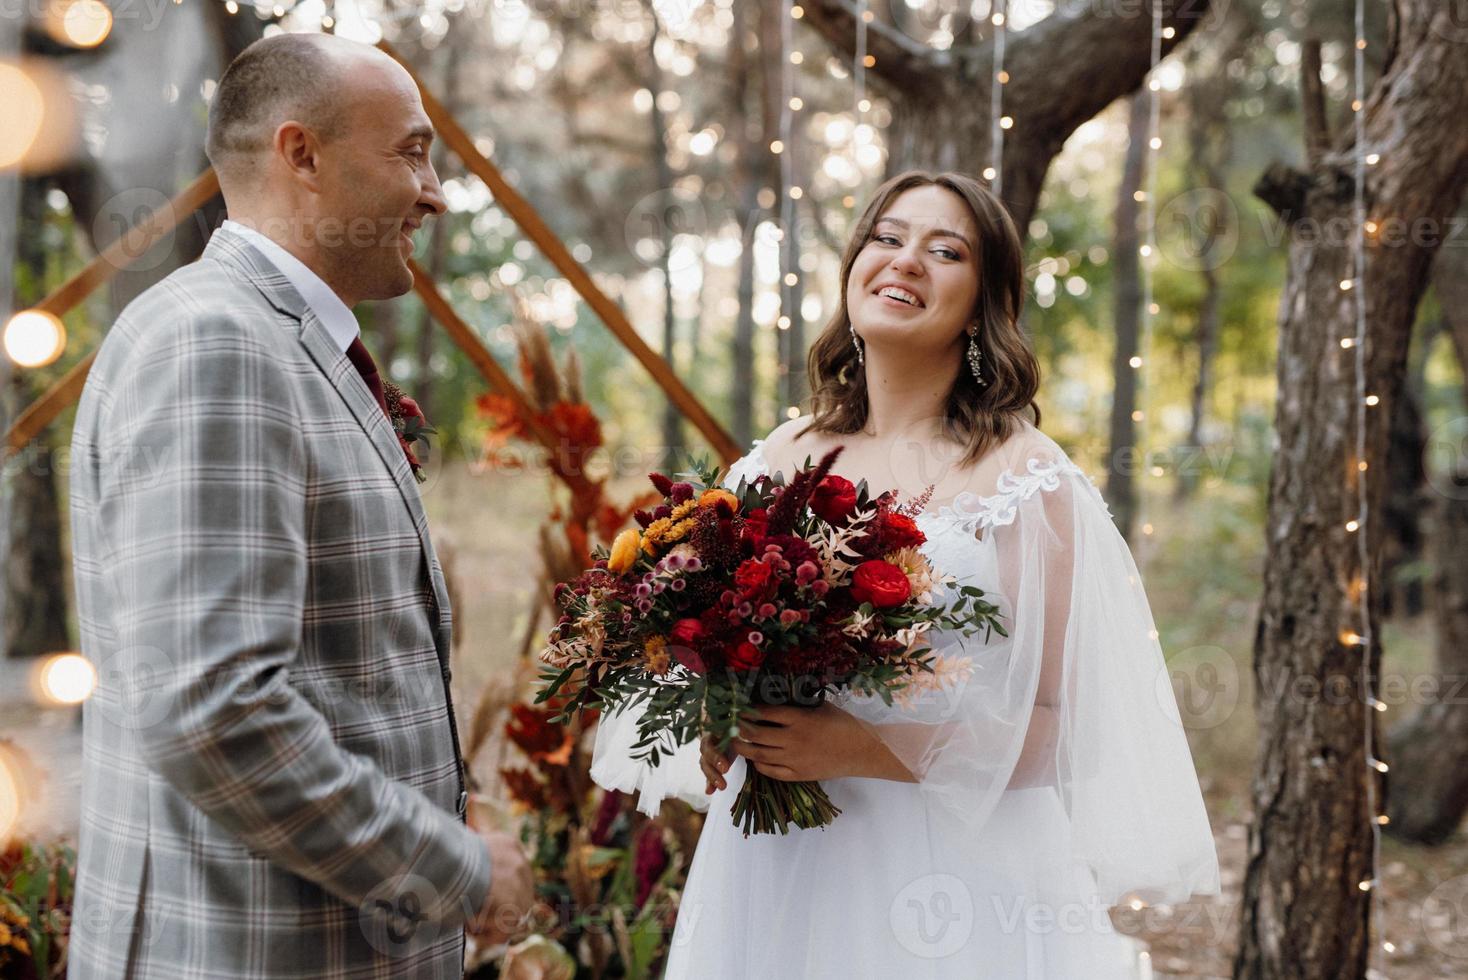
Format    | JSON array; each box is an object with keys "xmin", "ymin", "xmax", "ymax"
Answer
[
  {"xmin": 880, "ymin": 512, "xmax": 926, "ymax": 551},
  {"xmin": 734, "ymin": 557, "xmax": 776, "ymax": 599},
  {"xmin": 742, "ymin": 507, "xmax": 769, "ymax": 541},
  {"xmin": 850, "ymin": 559, "xmax": 913, "ymax": 608},
  {"xmin": 809, "ymin": 474, "xmax": 859, "ymax": 524},
  {"xmin": 669, "ymin": 618, "xmax": 706, "ymax": 648},
  {"xmin": 727, "ymin": 640, "xmax": 766, "ymax": 671}
]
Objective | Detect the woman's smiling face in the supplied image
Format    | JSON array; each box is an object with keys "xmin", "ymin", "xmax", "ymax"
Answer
[{"xmin": 846, "ymin": 184, "xmax": 981, "ymax": 353}]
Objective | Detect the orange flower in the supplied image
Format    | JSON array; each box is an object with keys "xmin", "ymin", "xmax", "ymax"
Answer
[
  {"xmin": 698, "ymin": 488, "xmax": 740, "ymax": 512},
  {"xmin": 608, "ymin": 528, "xmax": 642, "ymax": 574}
]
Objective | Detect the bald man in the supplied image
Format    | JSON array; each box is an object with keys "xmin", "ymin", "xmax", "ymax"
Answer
[{"xmin": 68, "ymin": 34, "xmax": 532, "ymax": 979}]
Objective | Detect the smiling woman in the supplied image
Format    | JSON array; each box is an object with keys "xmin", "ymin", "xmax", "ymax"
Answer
[{"xmin": 805, "ymin": 171, "xmax": 1040, "ymax": 468}]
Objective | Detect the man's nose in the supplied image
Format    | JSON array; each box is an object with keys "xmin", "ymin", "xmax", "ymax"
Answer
[{"xmin": 421, "ymin": 160, "xmax": 447, "ymax": 216}]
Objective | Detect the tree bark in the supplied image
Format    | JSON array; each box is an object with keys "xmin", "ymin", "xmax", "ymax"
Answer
[
  {"xmin": 1381, "ymin": 229, "xmax": 1468, "ymax": 843},
  {"xmin": 1236, "ymin": 0, "xmax": 1468, "ymax": 974},
  {"xmin": 644, "ymin": 11, "xmax": 684, "ymax": 457},
  {"xmin": 729, "ymin": 0, "xmax": 760, "ymax": 448},
  {"xmin": 409, "ymin": 23, "xmax": 465, "ymax": 423},
  {"xmin": 1383, "ymin": 459, "xmax": 1468, "ymax": 845},
  {"xmin": 1106, "ymin": 93, "xmax": 1147, "ymax": 541},
  {"xmin": 3, "ymin": 184, "xmax": 69, "ymax": 659},
  {"xmin": 1174, "ymin": 7, "xmax": 1251, "ymax": 502},
  {"xmin": 796, "ymin": 0, "xmax": 1214, "ymax": 232}
]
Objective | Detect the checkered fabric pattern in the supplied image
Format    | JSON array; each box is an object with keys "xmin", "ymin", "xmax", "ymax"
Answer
[{"xmin": 66, "ymin": 227, "xmax": 490, "ymax": 979}]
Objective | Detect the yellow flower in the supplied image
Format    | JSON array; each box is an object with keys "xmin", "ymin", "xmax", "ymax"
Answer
[
  {"xmin": 699, "ymin": 488, "xmax": 739, "ymax": 512},
  {"xmin": 644, "ymin": 636, "xmax": 671, "ymax": 676},
  {"xmin": 642, "ymin": 501, "xmax": 700, "ymax": 554},
  {"xmin": 607, "ymin": 528, "xmax": 642, "ymax": 574}
]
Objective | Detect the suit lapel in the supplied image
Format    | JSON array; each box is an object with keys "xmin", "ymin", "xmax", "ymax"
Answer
[{"xmin": 203, "ymin": 228, "xmax": 453, "ymax": 663}]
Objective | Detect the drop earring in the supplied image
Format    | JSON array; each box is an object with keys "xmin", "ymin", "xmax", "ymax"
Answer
[
  {"xmin": 850, "ymin": 322, "xmax": 865, "ymax": 364},
  {"xmin": 966, "ymin": 329, "xmax": 987, "ymax": 386}
]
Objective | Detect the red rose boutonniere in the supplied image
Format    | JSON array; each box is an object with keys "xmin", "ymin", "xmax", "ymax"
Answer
[{"xmin": 383, "ymin": 381, "xmax": 436, "ymax": 484}]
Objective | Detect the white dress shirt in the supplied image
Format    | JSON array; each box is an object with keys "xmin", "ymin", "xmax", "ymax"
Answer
[{"xmin": 222, "ymin": 219, "xmax": 360, "ymax": 354}]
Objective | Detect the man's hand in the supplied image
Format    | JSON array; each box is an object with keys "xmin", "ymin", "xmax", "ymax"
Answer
[{"xmin": 467, "ymin": 827, "xmax": 535, "ymax": 946}]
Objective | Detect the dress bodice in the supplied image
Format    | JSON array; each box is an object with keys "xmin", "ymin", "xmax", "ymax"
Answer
[{"xmin": 722, "ymin": 437, "xmax": 1106, "ymax": 597}]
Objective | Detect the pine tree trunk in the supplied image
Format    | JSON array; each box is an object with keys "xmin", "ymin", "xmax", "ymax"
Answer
[
  {"xmin": 1384, "ymin": 461, "xmax": 1468, "ymax": 843},
  {"xmin": 1382, "ymin": 244, "xmax": 1468, "ymax": 843},
  {"xmin": 1106, "ymin": 93, "xmax": 1147, "ymax": 541},
  {"xmin": 1236, "ymin": 7, "xmax": 1468, "ymax": 974}
]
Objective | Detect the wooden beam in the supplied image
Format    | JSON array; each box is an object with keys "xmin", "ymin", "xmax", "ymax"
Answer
[
  {"xmin": 408, "ymin": 258, "xmax": 596, "ymax": 497},
  {"xmin": 378, "ymin": 39, "xmax": 743, "ymax": 466},
  {"xmin": 4, "ymin": 169, "xmax": 221, "ymax": 453}
]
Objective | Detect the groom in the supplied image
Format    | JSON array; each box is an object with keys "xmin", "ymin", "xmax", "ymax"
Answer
[{"xmin": 67, "ymin": 33, "xmax": 531, "ymax": 978}]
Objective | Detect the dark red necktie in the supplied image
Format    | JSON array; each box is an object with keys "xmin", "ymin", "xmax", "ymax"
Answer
[{"xmin": 345, "ymin": 336, "xmax": 391, "ymax": 421}]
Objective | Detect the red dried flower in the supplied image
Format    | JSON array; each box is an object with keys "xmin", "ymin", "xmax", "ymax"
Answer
[{"xmin": 505, "ymin": 703, "xmax": 575, "ymax": 766}]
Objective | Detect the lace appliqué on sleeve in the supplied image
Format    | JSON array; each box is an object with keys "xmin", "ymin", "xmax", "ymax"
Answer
[{"xmin": 938, "ymin": 455, "xmax": 1112, "ymax": 536}]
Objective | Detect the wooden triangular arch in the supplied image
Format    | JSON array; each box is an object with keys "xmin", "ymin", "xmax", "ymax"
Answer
[{"xmin": 3, "ymin": 39, "xmax": 741, "ymax": 466}]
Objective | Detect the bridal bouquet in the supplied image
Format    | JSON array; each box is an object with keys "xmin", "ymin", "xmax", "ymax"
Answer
[{"xmin": 536, "ymin": 447, "xmax": 1006, "ymax": 835}]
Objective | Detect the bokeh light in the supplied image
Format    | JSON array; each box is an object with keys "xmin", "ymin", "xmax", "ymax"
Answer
[
  {"xmin": 0, "ymin": 751, "xmax": 17, "ymax": 846},
  {"xmin": 4, "ymin": 310, "xmax": 67, "ymax": 368},
  {"xmin": 42, "ymin": 0, "xmax": 114, "ymax": 48},
  {"xmin": 0, "ymin": 63, "xmax": 44, "ymax": 168},
  {"xmin": 35, "ymin": 653, "xmax": 97, "ymax": 706}
]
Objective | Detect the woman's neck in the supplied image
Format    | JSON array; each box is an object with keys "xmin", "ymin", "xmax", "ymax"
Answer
[{"xmin": 858, "ymin": 342, "xmax": 962, "ymax": 441}]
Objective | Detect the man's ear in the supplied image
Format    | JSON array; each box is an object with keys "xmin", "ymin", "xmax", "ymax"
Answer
[{"xmin": 274, "ymin": 121, "xmax": 323, "ymax": 193}]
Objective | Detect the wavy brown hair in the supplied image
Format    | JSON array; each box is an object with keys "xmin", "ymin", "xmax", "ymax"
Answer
[{"xmin": 804, "ymin": 170, "xmax": 1041, "ymax": 466}]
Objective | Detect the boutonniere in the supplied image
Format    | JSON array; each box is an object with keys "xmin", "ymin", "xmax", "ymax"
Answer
[{"xmin": 383, "ymin": 381, "xmax": 436, "ymax": 484}]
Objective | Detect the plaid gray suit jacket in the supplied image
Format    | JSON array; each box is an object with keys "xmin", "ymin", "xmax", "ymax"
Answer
[{"xmin": 66, "ymin": 227, "xmax": 491, "ymax": 979}]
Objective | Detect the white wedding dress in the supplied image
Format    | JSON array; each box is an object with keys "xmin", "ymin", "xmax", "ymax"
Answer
[{"xmin": 592, "ymin": 422, "xmax": 1221, "ymax": 978}]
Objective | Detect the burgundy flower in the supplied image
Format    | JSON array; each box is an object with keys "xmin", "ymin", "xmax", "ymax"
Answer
[
  {"xmin": 809, "ymin": 474, "xmax": 858, "ymax": 524},
  {"xmin": 634, "ymin": 823, "xmax": 669, "ymax": 908},
  {"xmin": 590, "ymin": 789, "xmax": 623, "ymax": 845},
  {"xmin": 850, "ymin": 559, "xmax": 913, "ymax": 608}
]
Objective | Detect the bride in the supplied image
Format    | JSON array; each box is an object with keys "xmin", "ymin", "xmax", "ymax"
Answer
[{"xmin": 592, "ymin": 170, "xmax": 1221, "ymax": 977}]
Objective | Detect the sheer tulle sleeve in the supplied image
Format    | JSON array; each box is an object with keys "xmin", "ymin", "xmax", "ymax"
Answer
[
  {"xmin": 849, "ymin": 440, "xmax": 1222, "ymax": 906},
  {"xmin": 587, "ymin": 444, "xmax": 771, "ymax": 816}
]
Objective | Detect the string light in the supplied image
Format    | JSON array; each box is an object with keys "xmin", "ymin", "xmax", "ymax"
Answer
[
  {"xmin": 1131, "ymin": 0, "xmax": 1163, "ymax": 567},
  {"xmin": 854, "ymin": 0, "xmax": 868, "ymax": 129},
  {"xmin": 989, "ymin": 0, "xmax": 1008, "ymax": 198},
  {"xmin": 1351, "ymin": 0, "xmax": 1387, "ymax": 964},
  {"xmin": 777, "ymin": 0, "xmax": 798, "ymax": 408}
]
